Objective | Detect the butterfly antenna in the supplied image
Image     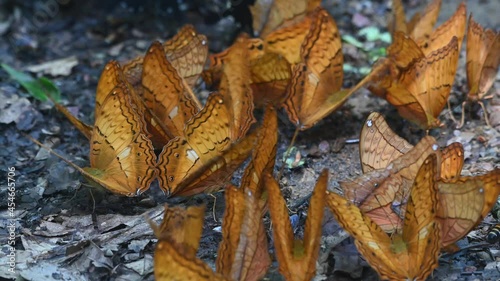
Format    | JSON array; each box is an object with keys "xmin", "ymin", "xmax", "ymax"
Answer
[
  {"xmin": 23, "ymin": 133, "xmax": 89, "ymax": 177},
  {"xmin": 277, "ymin": 126, "xmax": 300, "ymax": 180}
]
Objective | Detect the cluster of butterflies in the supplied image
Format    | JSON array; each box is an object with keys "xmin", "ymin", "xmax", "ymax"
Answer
[{"xmin": 28, "ymin": 0, "xmax": 500, "ymax": 280}]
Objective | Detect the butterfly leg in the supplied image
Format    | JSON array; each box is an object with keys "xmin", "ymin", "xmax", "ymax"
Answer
[
  {"xmin": 446, "ymin": 98, "xmax": 460, "ymax": 127},
  {"xmin": 478, "ymin": 100, "xmax": 492, "ymax": 128},
  {"xmin": 457, "ymin": 101, "xmax": 468, "ymax": 129}
]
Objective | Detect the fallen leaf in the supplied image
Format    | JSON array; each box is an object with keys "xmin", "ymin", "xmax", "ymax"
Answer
[{"xmin": 25, "ymin": 56, "xmax": 79, "ymax": 76}]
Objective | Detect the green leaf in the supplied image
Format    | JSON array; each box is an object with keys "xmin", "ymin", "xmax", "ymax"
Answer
[
  {"xmin": 358, "ymin": 26, "xmax": 381, "ymax": 41},
  {"xmin": 342, "ymin": 35, "xmax": 364, "ymax": 49},
  {"xmin": 1, "ymin": 63, "xmax": 61, "ymax": 102},
  {"xmin": 358, "ymin": 27, "xmax": 392, "ymax": 44},
  {"xmin": 38, "ymin": 77, "xmax": 61, "ymax": 102}
]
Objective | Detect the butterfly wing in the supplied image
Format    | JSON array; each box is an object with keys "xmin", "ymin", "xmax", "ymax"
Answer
[
  {"xmin": 439, "ymin": 142, "xmax": 464, "ymax": 181},
  {"xmin": 418, "ymin": 2, "xmax": 466, "ymax": 56},
  {"xmin": 250, "ymin": 0, "xmax": 320, "ymax": 37},
  {"xmin": 359, "ymin": 112, "xmax": 414, "ymax": 173},
  {"xmin": 249, "ymin": 52, "xmax": 291, "ymax": 106},
  {"xmin": 87, "ymin": 83, "xmax": 157, "ymax": 196},
  {"xmin": 478, "ymin": 33, "xmax": 500, "ymax": 98},
  {"xmin": 219, "ymin": 40, "xmax": 256, "ymax": 140},
  {"xmin": 402, "ymin": 154, "xmax": 441, "ymax": 280},
  {"xmin": 326, "ymin": 191, "xmax": 405, "ymax": 279},
  {"xmin": 142, "ymin": 41, "xmax": 199, "ymax": 143},
  {"xmin": 164, "ymin": 25, "xmax": 209, "ymax": 95},
  {"xmin": 407, "ymin": 0, "xmax": 442, "ymax": 41},
  {"xmin": 437, "ymin": 168, "xmax": 500, "ymax": 247},
  {"xmin": 283, "ymin": 8, "xmax": 347, "ymax": 130}
]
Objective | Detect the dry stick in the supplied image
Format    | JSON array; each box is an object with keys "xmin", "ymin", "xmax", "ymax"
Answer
[
  {"xmin": 209, "ymin": 193, "xmax": 218, "ymax": 222},
  {"xmin": 277, "ymin": 126, "xmax": 300, "ymax": 180},
  {"xmin": 23, "ymin": 133, "xmax": 91, "ymax": 179}
]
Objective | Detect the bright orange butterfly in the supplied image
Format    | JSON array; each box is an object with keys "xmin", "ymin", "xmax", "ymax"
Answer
[
  {"xmin": 156, "ymin": 95, "xmax": 268, "ymax": 197},
  {"xmin": 250, "ymin": 0, "xmax": 320, "ymax": 38},
  {"xmin": 327, "ymin": 155, "xmax": 441, "ymax": 280},
  {"xmin": 264, "ymin": 170, "xmax": 328, "ymax": 281},
  {"xmin": 217, "ymin": 105, "xmax": 277, "ymax": 281},
  {"xmin": 152, "ymin": 205, "xmax": 229, "ymax": 281},
  {"xmin": 459, "ymin": 14, "xmax": 500, "ymax": 128},
  {"xmin": 140, "ymin": 41, "xmax": 201, "ymax": 147},
  {"xmin": 218, "ymin": 39, "xmax": 256, "ymax": 140},
  {"xmin": 283, "ymin": 7, "xmax": 353, "ymax": 131},
  {"xmin": 388, "ymin": 0, "xmax": 442, "ymax": 41},
  {"xmin": 353, "ymin": 31, "xmax": 460, "ymax": 129},
  {"xmin": 359, "ymin": 112, "xmax": 464, "ymax": 179},
  {"xmin": 122, "ymin": 24, "xmax": 208, "ymax": 104},
  {"xmin": 29, "ymin": 83, "xmax": 157, "ymax": 196}
]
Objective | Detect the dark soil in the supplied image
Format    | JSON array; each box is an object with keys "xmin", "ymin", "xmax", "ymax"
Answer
[{"xmin": 0, "ymin": 0, "xmax": 499, "ymax": 280}]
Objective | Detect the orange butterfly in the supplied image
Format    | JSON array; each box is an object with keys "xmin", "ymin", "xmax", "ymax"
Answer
[
  {"xmin": 417, "ymin": 2, "xmax": 466, "ymax": 56},
  {"xmin": 217, "ymin": 105, "xmax": 277, "ymax": 281},
  {"xmin": 140, "ymin": 41, "xmax": 201, "ymax": 147},
  {"xmin": 152, "ymin": 205, "xmax": 229, "ymax": 281},
  {"xmin": 264, "ymin": 170, "xmax": 328, "ymax": 281},
  {"xmin": 342, "ymin": 135, "xmax": 440, "ymax": 232},
  {"xmin": 327, "ymin": 154, "xmax": 441, "ymax": 280},
  {"xmin": 359, "ymin": 112, "xmax": 464, "ymax": 179},
  {"xmin": 203, "ymin": 34, "xmax": 265, "ymax": 88},
  {"xmin": 28, "ymin": 83, "xmax": 157, "ymax": 196},
  {"xmin": 218, "ymin": 39, "xmax": 257, "ymax": 140},
  {"xmin": 156, "ymin": 95, "xmax": 268, "ymax": 197},
  {"xmin": 349, "ymin": 112, "xmax": 500, "ymax": 248},
  {"xmin": 204, "ymin": 34, "xmax": 291, "ymax": 106},
  {"xmin": 354, "ymin": 31, "xmax": 460, "ymax": 129},
  {"xmin": 250, "ymin": 0, "xmax": 320, "ymax": 37},
  {"xmin": 459, "ymin": 14, "xmax": 500, "ymax": 128},
  {"xmin": 283, "ymin": 7, "xmax": 353, "ymax": 130},
  {"xmin": 343, "ymin": 112, "xmax": 463, "ymax": 231},
  {"xmin": 122, "ymin": 24, "xmax": 208, "ymax": 103},
  {"xmin": 436, "ymin": 169, "xmax": 500, "ymax": 247},
  {"xmin": 248, "ymin": 52, "xmax": 292, "ymax": 106},
  {"xmin": 48, "ymin": 60, "xmax": 139, "ymax": 140},
  {"xmin": 389, "ymin": 0, "xmax": 442, "ymax": 42}
]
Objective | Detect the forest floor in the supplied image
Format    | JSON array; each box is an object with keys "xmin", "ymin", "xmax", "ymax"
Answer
[{"xmin": 0, "ymin": 0, "xmax": 499, "ymax": 280}]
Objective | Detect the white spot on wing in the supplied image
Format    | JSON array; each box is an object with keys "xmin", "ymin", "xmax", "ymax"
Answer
[
  {"xmin": 118, "ymin": 147, "xmax": 131, "ymax": 159},
  {"xmin": 169, "ymin": 106, "xmax": 179, "ymax": 119},
  {"xmin": 187, "ymin": 149, "xmax": 199, "ymax": 162}
]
